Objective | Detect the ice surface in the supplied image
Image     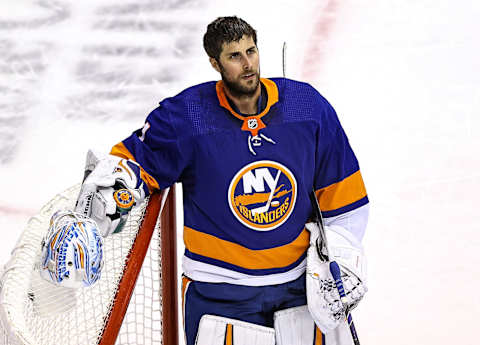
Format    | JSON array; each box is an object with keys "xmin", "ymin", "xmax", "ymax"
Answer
[{"xmin": 1, "ymin": 1, "xmax": 479, "ymax": 344}]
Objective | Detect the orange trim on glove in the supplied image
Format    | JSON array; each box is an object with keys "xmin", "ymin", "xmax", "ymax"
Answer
[{"xmin": 110, "ymin": 142, "xmax": 160, "ymax": 192}]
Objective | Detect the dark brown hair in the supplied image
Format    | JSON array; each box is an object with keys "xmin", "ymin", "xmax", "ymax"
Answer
[{"xmin": 203, "ymin": 16, "xmax": 257, "ymax": 60}]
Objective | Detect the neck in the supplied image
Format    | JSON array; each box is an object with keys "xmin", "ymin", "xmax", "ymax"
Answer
[{"xmin": 224, "ymin": 83, "xmax": 261, "ymax": 115}]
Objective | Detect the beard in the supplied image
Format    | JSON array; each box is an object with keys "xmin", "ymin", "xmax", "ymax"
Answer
[{"xmin": 219, "ymin": 65, "xmax": 260, "ymax": 98}]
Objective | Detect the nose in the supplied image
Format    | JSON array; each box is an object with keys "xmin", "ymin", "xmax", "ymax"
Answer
[{"xmin": 243, "ymin": 55, "xmax": 253, "ymax": 70}]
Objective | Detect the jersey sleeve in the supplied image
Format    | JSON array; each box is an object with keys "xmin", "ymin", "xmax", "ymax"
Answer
[
  {"xmin": 313, "ymin": 97, "xmax": 369, "ymax": 240},
  {"xmin": 110, "ymin": 105, "xmax": 189, "ymax": 192}
]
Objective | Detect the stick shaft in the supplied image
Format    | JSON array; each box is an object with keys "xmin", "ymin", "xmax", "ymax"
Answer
[
  {"xmin": 310, "ymin": 190, "xmax": 361, "ymax": 345},
  {"xmin": 308, "ymin": 192, "xmax": 329, "ymax": 260},
  {"xmin": 329, "ymin": 261, "xmax": 361, "ymax": 345}
]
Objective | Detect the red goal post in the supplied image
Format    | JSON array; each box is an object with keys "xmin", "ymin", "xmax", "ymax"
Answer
[{"xmin": 0, "ymin": 185, "xmax": 178, "ymax": 345}]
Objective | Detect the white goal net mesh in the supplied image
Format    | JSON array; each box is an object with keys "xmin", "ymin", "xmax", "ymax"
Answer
[{"xmin": 0, "ymin": 185, "xmax": 165, "ymax": 345}]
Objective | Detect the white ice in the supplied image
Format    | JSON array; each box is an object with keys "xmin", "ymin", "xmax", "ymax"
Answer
[{"xmin": 0, "ymin": 1, "xmax": 479, "ymax": 344}]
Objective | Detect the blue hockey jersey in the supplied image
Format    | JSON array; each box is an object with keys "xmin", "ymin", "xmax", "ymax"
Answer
[{"xmin": 111, "ymin": 78, "xmax": 369, "ymax": 286}]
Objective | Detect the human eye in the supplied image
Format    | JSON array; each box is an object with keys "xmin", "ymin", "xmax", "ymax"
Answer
[{"xmin": 229, "ymin": 52, "xmax": 240, "ymax": 59}]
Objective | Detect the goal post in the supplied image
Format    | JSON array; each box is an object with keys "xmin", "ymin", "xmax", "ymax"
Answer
[
  {"xmin": 0, "ymin": 185, "xmax": 178, "ymax": 345},
  {"xmin": 158, "ymin": 186, "xmax": 178, "ymax": 345}
]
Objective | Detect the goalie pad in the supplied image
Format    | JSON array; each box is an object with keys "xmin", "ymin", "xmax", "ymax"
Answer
[
  {"xmin": 274, "ymin": 305, "xmax": 317, "ymax": 345},
  {"xmin": 40, "ymin": 211, "xmax": 104, "ymax": 289},
  {"xmin": 274, "ymin": 305, "xmax": 354, "ymax": 345},
  {"xmin": 305, "ymin": 222, "xmax": 367, "ymax": 333},
  {"xmin": 195, "ymin": 315, "xmax": 275, "ymax": 345},
  {"xmin": 75, "ymin": 150, "xmax": 148, "ymax": 236}
]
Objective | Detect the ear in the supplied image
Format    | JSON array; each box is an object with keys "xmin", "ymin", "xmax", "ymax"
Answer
[{"xmin": 209, "ymin": 57, "xmax": 221, "ymax": 73}]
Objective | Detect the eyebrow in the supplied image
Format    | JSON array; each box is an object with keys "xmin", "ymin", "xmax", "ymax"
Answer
[{"xmin": 227, "ymin": 46, "xmax": 257, "ymax": 55}]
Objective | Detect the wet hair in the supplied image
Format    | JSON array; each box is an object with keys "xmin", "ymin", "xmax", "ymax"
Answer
[{"xmin": 203, "ymin": 16, "xmax": 257, "ymax": 60}]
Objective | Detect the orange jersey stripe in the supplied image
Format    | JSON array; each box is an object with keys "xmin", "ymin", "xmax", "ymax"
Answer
[
  {"xmin": 183, "ymin": 226, "xmax": 309, "ymax": 270},
  {"xmin": 110, "ymin": 142, "xmax": 160, "ymax": 191},
  {"xmin": 315, "ymin": 170, "xmax": 367, "ymax": 212}
]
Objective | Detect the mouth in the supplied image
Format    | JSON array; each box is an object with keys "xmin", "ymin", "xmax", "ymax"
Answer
[{"xmin": 242, "ymin": 73, "xmax": 256, "ymax": 80}]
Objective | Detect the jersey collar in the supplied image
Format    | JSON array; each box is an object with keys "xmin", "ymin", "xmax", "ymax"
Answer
[{"xmin": 216, "ymin": 78, "xmax": 279, "ymax": 136}]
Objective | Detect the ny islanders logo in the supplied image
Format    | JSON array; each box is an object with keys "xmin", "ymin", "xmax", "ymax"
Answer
[{"xmin": 228, "ymin": 161, "xmax": 297, "ymax": 231}]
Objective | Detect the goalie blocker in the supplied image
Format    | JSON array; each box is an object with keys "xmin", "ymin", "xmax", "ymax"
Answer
[{"xmin": 75, "ymin": 150, "xmax": 150, "ymax": 237}]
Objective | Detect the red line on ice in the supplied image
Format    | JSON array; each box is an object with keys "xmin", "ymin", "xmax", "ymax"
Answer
[
  {"xmin": 301, "ymin": 0, "xmax": 341, "ymax": 80},
  {"xmin": 0, "ymin": 204, "xmax": 35, "ymax": 217}
]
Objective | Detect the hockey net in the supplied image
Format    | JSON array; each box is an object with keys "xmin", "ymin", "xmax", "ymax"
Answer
[{"xmin": 0, "ymin": 184, "xmax": 178, "ymax": 345}]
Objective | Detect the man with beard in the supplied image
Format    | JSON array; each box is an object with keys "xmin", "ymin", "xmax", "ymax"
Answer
[{"xmin": 77, "ymin": 16, "xmax": 369, "ymax": 345}]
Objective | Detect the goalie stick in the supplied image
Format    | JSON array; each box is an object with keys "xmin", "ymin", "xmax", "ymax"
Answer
[{"xmin": 309, "ymin": 191, "xmax": 361, "ymax": 345}]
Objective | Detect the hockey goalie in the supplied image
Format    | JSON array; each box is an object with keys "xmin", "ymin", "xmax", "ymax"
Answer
[{"xmin": 67, "ymin": 17, "xmax": 371, "ymax": 345}]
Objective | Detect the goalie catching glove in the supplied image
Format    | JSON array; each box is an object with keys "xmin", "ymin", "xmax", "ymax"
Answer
[
  {"xmin": 75, "ymin": 150, "xmax": 149, "ymax": 237},
  {"xmin": 305, "ymin": 222, "xmax": 367, "ymax": 333}
]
